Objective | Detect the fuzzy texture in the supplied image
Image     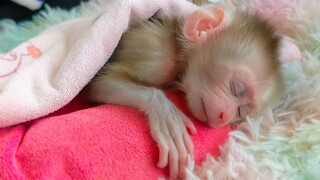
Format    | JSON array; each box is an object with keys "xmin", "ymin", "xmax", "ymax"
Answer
[
  {"xmin": 0, "ymin": 0, "xmax": 198, "ymax": 126},
  {"xmin": 0, "ymin": 3, "xmax": 101, "ymax": 53},
  {"xmin": 0, "ymin": 0, "xmax": 316, "ymax": 179}
]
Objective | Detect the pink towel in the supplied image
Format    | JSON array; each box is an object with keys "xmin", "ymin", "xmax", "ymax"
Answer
[{"xmin": 0, "ymin": 90, "xmax": 231, "ymax": 179}]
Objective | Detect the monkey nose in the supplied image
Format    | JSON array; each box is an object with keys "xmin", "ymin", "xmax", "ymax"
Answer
[
  {"xmin": 207, "ymin": 111, "xmax": 229, "ymax": 127},
  {"xmin": 218, "ymin": 112, "xmax": 227, "ymax": 123}
]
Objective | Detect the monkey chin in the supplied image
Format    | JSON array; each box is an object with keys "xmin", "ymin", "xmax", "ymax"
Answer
[
  {"xmin": 191, "ymin": 109, "xmax": 228, "ymax": 128},
  {"xmin": 207, "ymin": 118, "xmax": 243, "ymax": 128},
  {"xmin": 190, "ymin": 102, "xmax": 235, "ymax": 128},
  {"xmin": 207, "ymin": 121, "xmax": 228, "ymax": 128}
]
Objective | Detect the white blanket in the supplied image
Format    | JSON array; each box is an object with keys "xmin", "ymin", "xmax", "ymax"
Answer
[{"xmin": 0, "ymin": 0, "xmax": 198, "ymax": 127}]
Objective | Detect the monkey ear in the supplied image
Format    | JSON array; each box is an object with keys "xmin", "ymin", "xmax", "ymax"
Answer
[
  {"xmin": 279, "ymin": 38, "xmax": 302, "ymax": 64},
  {"xmin": 183, "ymin": 5, "xmax": 226, "ymax": 43}
]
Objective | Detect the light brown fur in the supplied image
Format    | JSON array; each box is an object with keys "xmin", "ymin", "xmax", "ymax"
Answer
[
  {"xmin": 95, "ymin": 19, "xmax": 182, "ymax": 87},
  {"xmin": 86, "ymin": 4, "xmax": 284, "ymax": 179}
]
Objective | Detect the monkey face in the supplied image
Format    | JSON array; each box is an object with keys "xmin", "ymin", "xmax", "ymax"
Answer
[
  {"xmin": 179, "ymin": 8, "xmax": 285, "ymax": 127},
  {"xmin": 181, "ymin": 59, "xmax": 258, "ymax": 127},
  {"xmin": 180, "ymin": 43, "xmax": 285, "ymax": 127}
]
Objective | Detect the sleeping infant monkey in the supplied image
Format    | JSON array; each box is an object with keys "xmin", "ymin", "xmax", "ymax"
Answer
[{"xmin": 86, "ymin": 0, "xmax": 285, "ymax": 178}]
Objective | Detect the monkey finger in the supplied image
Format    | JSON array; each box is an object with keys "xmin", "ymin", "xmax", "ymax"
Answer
[
  {"xmin": 157, "ymin": 139, "xmax": 170, "ymax": 168},
  {"xmin": 150, "ymin": 124, "xmax": 170, "ymax": 168},
  {"xmin": 168, "ymin": 141, "xmax": 179, "ymax": 178},
  {"xmin": 181, "ymin": 126, "xmax": 194, "ymax": 154},
  {"xmin": 169, "ymin": 127, "xmax": 188, "ymax": 162},
  {"xmin": 152, "ymin": 132, "xmax": 169, "ymax": 168},
  {"xmin": 183, "ymin": 118, "xmax": 197, "ymax": 134},
  {"xmin": 178, "ymin": 154, "xmax": 188, "ymax": 178}
]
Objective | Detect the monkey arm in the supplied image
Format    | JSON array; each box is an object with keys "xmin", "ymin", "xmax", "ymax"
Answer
[{"xmin": 87, "ymin": 72, "xmax": 196, "ymax": 178}]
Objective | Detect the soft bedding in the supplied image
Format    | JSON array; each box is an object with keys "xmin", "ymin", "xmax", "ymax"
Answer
[
  {"xmin": 0, "ymin": 0, "xmax": 230, "ymax": 179},
  {"xmin": 0, "ymin": 0, "xmax": 316, "ymax": 179}
]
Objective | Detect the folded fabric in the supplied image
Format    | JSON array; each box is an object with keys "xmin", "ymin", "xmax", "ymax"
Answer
[{"xmin": 0, "ymin": 0, "xmax": 198, "ymax": 127}]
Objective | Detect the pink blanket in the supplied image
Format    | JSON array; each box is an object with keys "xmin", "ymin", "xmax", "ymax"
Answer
[{"xmin": 0, "ymin": 91, "xmax": 231, "ymax": 179}]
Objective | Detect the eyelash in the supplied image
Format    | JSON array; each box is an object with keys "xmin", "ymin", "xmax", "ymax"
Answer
[{"xmin": 230, "ymin": 80, "xmax": 246, "ymax": 97}]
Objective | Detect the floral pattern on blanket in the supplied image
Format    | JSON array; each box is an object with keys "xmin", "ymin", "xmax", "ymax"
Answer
[{"xmin": 0, "ymin": 42, "xmax": 41, "ymax": 78}]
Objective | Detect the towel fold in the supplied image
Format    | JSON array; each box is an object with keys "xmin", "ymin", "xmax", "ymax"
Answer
[{"xmin": 0, "ymin": 0, "xmax": 198, "ymax": 127}]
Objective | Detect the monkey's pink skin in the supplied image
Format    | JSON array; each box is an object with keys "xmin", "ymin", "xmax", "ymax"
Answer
[{"xmin": 279, "ymin": 38, "xmax": 302, "ymax": 64}]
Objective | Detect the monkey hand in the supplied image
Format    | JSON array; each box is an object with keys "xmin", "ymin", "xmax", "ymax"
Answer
[{"xmin": 147, "ymin": 102, "xmax": 197, "ymax": 178}]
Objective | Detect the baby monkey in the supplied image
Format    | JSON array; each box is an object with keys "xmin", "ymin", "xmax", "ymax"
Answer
[{"xmin": 86, "ymin": 2, "xmax": 284, "ymax": 179}]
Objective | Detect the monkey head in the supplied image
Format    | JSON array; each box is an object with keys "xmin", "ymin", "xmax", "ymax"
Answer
[{"xmin": 179, "ymin": 5, "xmax": 284, "ymax": 127}]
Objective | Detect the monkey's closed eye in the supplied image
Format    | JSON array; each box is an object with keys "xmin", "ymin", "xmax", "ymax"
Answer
[
  {"xmin": 230, "ymin": 80, "xmax": 246, "ymax": 97},
  {"xmin": 238, "ymin": 104, "xmax": 250, "ymax": 118}
]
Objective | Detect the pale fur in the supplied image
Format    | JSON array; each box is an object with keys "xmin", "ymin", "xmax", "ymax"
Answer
[{"xmin": 86, "ymin": 4, "xmax": 284, "ymax": 179}]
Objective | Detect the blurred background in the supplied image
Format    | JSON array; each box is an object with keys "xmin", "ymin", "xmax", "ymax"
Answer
[{"xmin": 0, "ymin": 0, "xmax": 89, "ymax": 21}]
